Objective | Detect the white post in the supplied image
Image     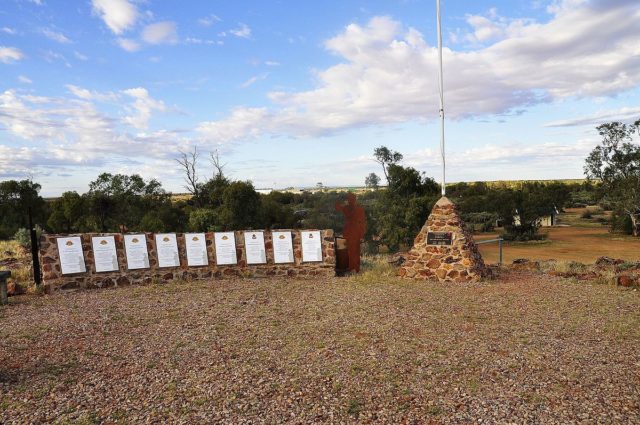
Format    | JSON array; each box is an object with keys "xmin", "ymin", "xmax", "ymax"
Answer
[{"xmin": 436, "ymin": 0, "xmax": 446, "ymax": 197}]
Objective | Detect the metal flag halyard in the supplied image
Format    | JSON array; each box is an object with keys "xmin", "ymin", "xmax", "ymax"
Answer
[{"xmin": 436, "ymin": 0, "xmax": 446, "ymax": 196}]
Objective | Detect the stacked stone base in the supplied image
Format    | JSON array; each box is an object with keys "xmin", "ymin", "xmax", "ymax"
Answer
[{"xmin": 398, "ymin": 197, "xmax": 486, "ymax": 282}]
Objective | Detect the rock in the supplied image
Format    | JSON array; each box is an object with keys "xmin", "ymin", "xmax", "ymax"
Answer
[
  {"xmin": 595, "ymin": 256, "xmax": 624, "ymax": 266},
  {"xmin": 512, "ymin": 261, "xmax": 541, "ymax": 271},
  {"xmin": 7, "ymin": 281, "xmax": 26, "ymax": 296},
  {"xmin": 617, "ymin": 275, "xmax": 637, "ymax": 287},
  {"xmin": 388, "ymin": 254, "xmax": 406, "ymax": 267},
  {"xmin": 512, "ymin": 258, "xmax": 530, "ymax": 264}
]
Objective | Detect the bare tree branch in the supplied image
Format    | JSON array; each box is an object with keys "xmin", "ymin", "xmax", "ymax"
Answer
[
  {"xmin": 210, "ymin": 149, "xmax": 227, "ymax": 180},
  {"xmin": 176, "ymin": 147, "xmax": 200, "ymax": 202}
]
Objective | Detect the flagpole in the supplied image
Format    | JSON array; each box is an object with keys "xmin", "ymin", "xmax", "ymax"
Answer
[{"xmin": 436, "ymin": 0, "xmax": 446, "ymax": 197}]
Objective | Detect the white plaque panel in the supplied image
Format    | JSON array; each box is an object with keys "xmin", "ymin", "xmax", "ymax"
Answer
[
  {"xmin": 244, "ymin": 231, "xmax": 266, "ymax": 265},
  {"xmin": 124, "ymin": 234, "xmax": 150, "ymax": 270},
  {"xmin": 185, "ymin": 233, "xmax": 208, "ymax": 266},
  {"xmin": 155, "ymin": 233, "xmax": 180, "ymax": 268},
  {"xmin": 56, "ymin": 237, "xmax": 86, "ymax": 275},
  {"xmin": 301, "ymin": 230, "xmax": 323, "ymax": 262},
  {"xmin": 214, "ymin": 232, "xmax": 237, "ymax": 265},
  {"xmin": 272, "ymin": 231, "xmax": 294, "ymax": 264},
  {"xmin": 91, "ymin": 236, "xmax": 118, "ymax": 272}
]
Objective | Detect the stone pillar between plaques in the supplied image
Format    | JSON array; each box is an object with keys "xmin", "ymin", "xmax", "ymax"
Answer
[{"xmin": 398, "ymin": 196, "xmax": 486, "ymax": 282}]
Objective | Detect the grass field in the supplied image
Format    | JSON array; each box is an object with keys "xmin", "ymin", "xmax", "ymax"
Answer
[
  {"xmin": 477, "ymin": 208, "xmax": 640, "ymax": 264},
  {"xmin": 1, "ymin": 271, "xmax": 638, "ymax": 423}
]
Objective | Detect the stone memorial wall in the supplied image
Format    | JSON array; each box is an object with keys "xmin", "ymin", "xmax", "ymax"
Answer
[{"xmin": 39, "ymin": 230, "xmax": 335, "ymax": 291}]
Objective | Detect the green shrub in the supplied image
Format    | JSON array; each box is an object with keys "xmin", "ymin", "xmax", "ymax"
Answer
[
  {"xmin": 501, "ymin": 229, "xmax": 547, "ymax": 242},
  {"xmin": 13, "ymin": 225, "xmax": 43, "ymax": 249}
]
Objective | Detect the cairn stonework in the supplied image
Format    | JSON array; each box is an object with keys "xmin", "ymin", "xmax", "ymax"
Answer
[{"xmin": 398, "ymin": 197, "xmax": 486, "ymax": 282}]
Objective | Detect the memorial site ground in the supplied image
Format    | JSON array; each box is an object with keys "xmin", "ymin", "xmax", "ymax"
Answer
[{"xmin": 1, "ymin": 269, "xmax": 639, "ymax": 423}]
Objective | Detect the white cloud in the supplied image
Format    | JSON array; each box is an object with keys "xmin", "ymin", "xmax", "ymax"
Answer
[
  {"xmin": 240, "ymin": 73, "xmax": 268, "ymax": 88},
  {"xmin": 185, "ymin": 37, "xmax": 223, "ymax": 46},
  {"xmin": 198, "ymin": 14, "xmax": 221, "ymax": 27},
  {"xmin": 41, "ymin": 28, "xmax": 72, "ymax": 44},
  {"xmin": 43, "ymin": 50, "xmax": 71, "ymax": 67},
  {"xmin": 66, "ymin": 84, "xmax": 118, "ymax": 102},
  {"xmin": 459, "ymin": 8, "xmax": 533, "ymax": 45},
  {"xmin": 91, "ymin": 0, "xmax": 138, "ymax": 35},
  {"xmin": 117, "ymin": 38, "xmax": 140, "ymax": 52},
  {"xmin": 1, "ymin": 27, "xmax": 16, "ymax": 35},
  {"xmin": 196, "ymin": 107, "xmax": 269, "ymax": 143},
  {"xmin": 265, "ymin": 60, "xmax": 280, "ymax": 67},
  {"xmin": 229, "ymin": 23, "xmax": 251, "ymax": 39},
  {"xmin": 74, "ymin": 51, "xmax": 88, "ymax": 61},
  {"xmin": 544, "ymin": 107, "xmax": 640, "ymax": 127},
  {"xmin": 141, "ymin": 21, "xmax": 178, "ymax": 45},
  {"xmin": 122, "ymin": 87, "xmax": 166, "ymax": 129},
  {"xmin": 18, "ymin": 75, "xmax": 32, "ymax": 84},
  {"xmin": 198, "ymin": 2, "xmax": 640, "ymax": 144},
  {"xmin": 0, "ymin": 46, "xmax": 24, "ymax": 64},
  {"xmin": 0, "ymin": 89, "xmax": 183, "ymax": 178}
]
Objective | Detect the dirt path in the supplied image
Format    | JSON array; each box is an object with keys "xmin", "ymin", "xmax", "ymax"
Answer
[{"xmin": 1, "ymin": 274, "xmax": 638, "ymax": 423}]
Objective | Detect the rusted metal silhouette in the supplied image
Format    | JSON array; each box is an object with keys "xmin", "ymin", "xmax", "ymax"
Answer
[{"xmin": 335, "ymin": 193, "xmax": 367, "ymax": 273}]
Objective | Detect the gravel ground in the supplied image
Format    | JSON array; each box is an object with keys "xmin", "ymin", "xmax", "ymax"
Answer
[{"xmin": 1, "ymin": 271, "xmax": 639, "ymax": 424}]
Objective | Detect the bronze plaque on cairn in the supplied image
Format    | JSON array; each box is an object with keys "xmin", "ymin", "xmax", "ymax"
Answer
[{"xmin": 426, "ymin": 231, "xmax": 452, "ymax": 246}]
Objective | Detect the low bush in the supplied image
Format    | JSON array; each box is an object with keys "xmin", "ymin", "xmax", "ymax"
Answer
[
  {"xmin": 501, "ymin": 229, "xmax": 548, "ymax": 242},
  {"xmin": 13, "ymin": 225, "xmax": 43, "ymax": 249}
]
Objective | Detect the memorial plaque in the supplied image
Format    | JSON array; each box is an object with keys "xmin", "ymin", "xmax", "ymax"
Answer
[
  {"xmin": 244, "ymin": 231, "xmax": 266, "ymax": 265},
  {"xmin": 91, "ymin": 236, "xmax": 119, "ymax": 272},
  {"xmin": 155, "ymin": 233, "xmax": 180, "ymax": 268},
  {"xmin": 185, "ymin": 233, "xmax": 208, "ymax": 266},
  {"xmin": 301, "ymin": 230, "xmax": 322, "ymax": 262},
  {"xmin": 426, "ymin": 231, "xmax": 453, "ymax": 246},
  {"xmin": 124, "ymin": 234, "xmax": 150, "ymax": 270},
  {"xmin": 272, "ymin": 231, "xmax": 294, "ymax": 264},
  {"xmin": 56, "ymin": 237, "xmax": 86, "ymax": 275},
  {"xmin": 214, "ymin": 232, "xmax": 237, "ymax": 265}
]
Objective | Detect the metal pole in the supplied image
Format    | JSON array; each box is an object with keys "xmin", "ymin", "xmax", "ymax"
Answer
[
  {"xmin": 28, "ymin": 208, "xmax": 42, "ymax": 286},
  {"xmin": 498, "ymin": 238, "xmax": 503, "ymax": 265},
  {"xmin": 436, "ymin": 0, "xmax": 446, "ymax": 197}
]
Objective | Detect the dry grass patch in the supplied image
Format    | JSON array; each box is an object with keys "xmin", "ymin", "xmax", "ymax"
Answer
[{"xmin": 0, "ymin": 273, "xmax": 639, "ymax": 423}]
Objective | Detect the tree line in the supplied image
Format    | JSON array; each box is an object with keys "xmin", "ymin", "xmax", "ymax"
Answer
[{"xmin": 1, "ymin": 119, "xmax": 638, "ymax": 249}]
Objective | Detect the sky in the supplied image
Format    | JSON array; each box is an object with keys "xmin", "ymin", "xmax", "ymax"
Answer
[{"xmin": 1, "ymin": 0, "xmax": 639, "ymax": 196}]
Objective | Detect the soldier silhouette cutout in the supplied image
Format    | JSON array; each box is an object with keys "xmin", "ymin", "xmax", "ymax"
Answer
[{"xmin": 335, "ymin": 193, "xmax": 367, "ymax": 273}]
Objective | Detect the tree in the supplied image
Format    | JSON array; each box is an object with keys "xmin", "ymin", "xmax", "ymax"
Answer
[
  {"xmin": 217, "ymin": 181, "xmax": 262, "ymax": 230},
  {"xmin": 0, "ymin": 179, "xmax": 47, "ymax": 238},
  {"xmin": 47, "ymin": 191, "xmax": 85, "ymax": 233},
  {"xmin": 366, "ymin": 152, "xmax": 440, "ymax": 250},
  {"xmin": 373, "ymin": 146, "xmax": 403, "ymax": 183},
  {"xmin": 584, "ymin": 119, "xmax": 640, "ymax": 236},
  {"xmin": 176, "ymin": 147, "xmax": 201, "ymax": 206},
  {"xmin": 85, "ymin": 173, "xmax": 172, "ymax": 232},
  {"xmin": 365, "ymin": 173, "xmax": 381, "ymax": 189},
  {"xmin": 210, "ymin": 149, "xmax": 227, "ymax": 180}
]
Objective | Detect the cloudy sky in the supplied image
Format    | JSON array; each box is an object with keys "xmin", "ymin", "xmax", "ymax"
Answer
[{"xmin": 1, "ymin": 0, "xmax": 639, "ymax": 196}]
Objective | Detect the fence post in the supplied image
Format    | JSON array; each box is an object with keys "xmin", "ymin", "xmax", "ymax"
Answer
[
  {"xmin": 28, "ymin": 208, "xmax": 42, "ymax": 286},
  {"xmin": 498, "ymin": 238, "xmax": 503, "ymax": 265}
]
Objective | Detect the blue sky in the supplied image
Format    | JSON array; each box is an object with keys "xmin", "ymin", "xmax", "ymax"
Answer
[{"xmin": 1, "ymin": 0, "xmax": 639, "ymax": 196}]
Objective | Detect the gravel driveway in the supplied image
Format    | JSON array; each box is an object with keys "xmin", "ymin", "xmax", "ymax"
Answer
[{"xmin": 1, "ymin": 271, "xmax": 639, "ymax": 423}]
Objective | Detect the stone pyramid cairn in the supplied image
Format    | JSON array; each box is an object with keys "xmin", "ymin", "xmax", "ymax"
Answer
[{"xmin": 398, "ymin": 196, "xmax": 487, "ymax": 282}]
